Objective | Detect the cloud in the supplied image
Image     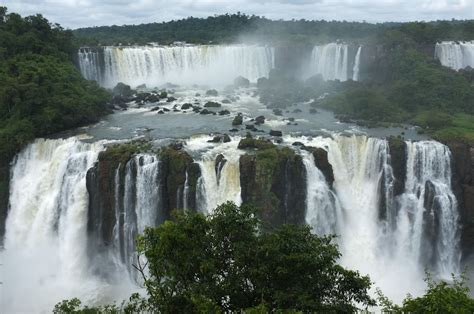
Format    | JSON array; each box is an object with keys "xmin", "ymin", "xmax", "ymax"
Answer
[{"xmin": 2, "ymin": 0, "xmax": 473, "ymax": 29}]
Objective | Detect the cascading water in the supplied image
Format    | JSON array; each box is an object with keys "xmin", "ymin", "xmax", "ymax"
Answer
[
  {"xmin": 0, "ymin": 138, "xmax": 133, "ymax": 312},
  {"xmin": 197, "ymin": 154, "xmax": 242, "ymax": 214},
  {"xmin": 352, "ymin": 46, "xmax": 362, "ymax": 81},
  {"xmin": 435, "ymin": 41, "xmax": 474, "ymax": 70},
  {"xmin": 303, "ymin": 152, "xmax": 342, "ymax": 235},
  {"xmin": 78, "ymin": 45, "xmax": 275, "ymax": 87},
  {"xmin": 112, "ymin": 154, "xmax": 161, "ymax": 282},
  {"xmin": 78, "ymin": 48, "xmax": 103, "ymax": 82},
  {"xmin": 396, "ymin": 141, "xmax": 460, "ymax": 277},
  {"xmin": 301, "ymin": 135, "xmax": 461, "ymax": 303},
  {"xmin": 306, "ymin": 43, "xmax": 350, "ymax": 81}
]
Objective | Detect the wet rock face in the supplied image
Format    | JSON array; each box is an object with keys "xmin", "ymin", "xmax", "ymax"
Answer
[
  {"xmin": 239, "ymin": 147, "xmax": 307, "ymax": 227},
  {"xmin": 447, "ymin": 142, "xmax": 474, "ymax": 262},
  {"xmin": 388, "ymin": 138, "xmax": 407, "ymax": 197},
  {"xmin": 305, "ymin": 147, "xmax": 334, "ymax": 188}
]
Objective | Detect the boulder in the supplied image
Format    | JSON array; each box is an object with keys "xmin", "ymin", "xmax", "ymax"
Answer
[
  {"xmin": 269, "ymin": 130, "xmax": 283, "ymax": 137},
  {"xmin": 255, "ymin": 115, "xmax": 266, "ymax": 125},
  {"xmin": 204, "ymin": 101, "xmax": 221, "ymax": 108},
  {"xmin": 232, "ymin": 114, "xmax": 243, "ymax": 126},
  {"xmin": 112, "ymin": 82, "xmax": 134, "ymax": 97},
  {"xmin": 219, "ymin": 110, "xmax": 230, "ymax": 116},
  {"xmin": 234, "ymin": 76, "xmax": 250, "ymax": 88},
  {"xmin": 181, "ymin": 103, "xmax": 193, "ymax": 110}
]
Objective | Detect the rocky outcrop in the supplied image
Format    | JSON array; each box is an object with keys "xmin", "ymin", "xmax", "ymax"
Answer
[
  {"xmin": 447, "ymin": 142, "xmax": 474, "ymax": 262},
  {"xmin": 305, "ymin": 147, "xmax": 334, "ymax": 187},
  {"xmin": 159, "ymin": 147, "xmax": 199, "ymax": 218},
  {"xmin": 240, "ymin": 146, "xmax": 306, "ymax": 227},
  {"xmin": 388, "ymin": 138, "xmax": 407, "ymax": 197}
]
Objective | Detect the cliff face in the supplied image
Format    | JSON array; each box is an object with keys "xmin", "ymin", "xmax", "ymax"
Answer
[
  {"xmin": 240, "ymin": 146, "xmax": 307, "ymax": 227},
  {"xmin": 447, "ymin": 142, "xmax": 474, "ymax": 262}
]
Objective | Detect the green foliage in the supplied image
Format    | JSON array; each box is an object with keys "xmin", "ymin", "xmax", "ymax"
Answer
[
  {"xmin": 53, "ymin": 298, "xmax": 119, "ymax": 314},
  {"xmin": 132, "ymin": 202, "xmax": 374, "ymax": 312},
  {"xmin": 378, "ymin": 274, "xmax": 474, "ymax": 314},
  {"xmin": 0, "ymin": 7, "xmax": 110, "ymax": 166}
]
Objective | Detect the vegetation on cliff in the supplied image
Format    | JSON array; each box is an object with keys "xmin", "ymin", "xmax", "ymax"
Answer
[{"xmin": 0, "ymin": 7, "xmax": 110, "ymax": 165}]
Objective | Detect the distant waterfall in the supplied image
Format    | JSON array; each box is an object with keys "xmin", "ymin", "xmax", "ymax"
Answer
[
  {"xmin": 302, "ymin": 135, "xmax": 460, "ymax": 302},
  {"xmin": 306, "ymin": 43, "xmax": 350, "ymax": 81},
  {"xmin": 1, "ymin": 138, "xmax": 115, "ymax": 313},
  {"xmin": 352, "ymin": 46, "xmax": 362, "ymax": 81},
  {"xmin": 78, "ymin": 45, "xmax": 275, "ymax": 87},
  {"xmin": 435, "ymin": 41, "xmax": 474, "ymax": 70},
  {"xmin": 78, "ymin": 48, "xmax": 103, "ymax": 82}
]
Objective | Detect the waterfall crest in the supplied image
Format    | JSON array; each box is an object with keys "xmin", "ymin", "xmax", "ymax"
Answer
[
  {"xmin": 78, "ymin": 45, "xmax": 275, "ymax": 87},
  {"xmin": 435, "ymin": 41, "xmax": 474, "ymax": 70}
]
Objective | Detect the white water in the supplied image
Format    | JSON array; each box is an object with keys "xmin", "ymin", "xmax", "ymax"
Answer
[
  {"xmin": 79, "ymin": 45, "xmax": 275, "ymax": 88},
  {"xmin": 78, "ymin": 48, "xmax": 102, "ymax": 82},
  {"xmin": 352, "ymin": 46, "xmax": 362, "ymax": 81},
  {"xmin": 195, "ymin": 141, "xmax": 242, "ymax": 214},
  {"xmin": 0, "ymin": 138, "xmax": 133, "ymax": 312},
  {"xmin": 300, "ymin": 135, "xmax": 461, "ymax": 303},
  {"xmin": 303, "ymin": 152, "xmax": 342, "ymax": 235},
  {"xmin": 306, "ymin": 43, "xmax": 351, "ymax": 81},
  {"xmin": 435, "ymin": 41, "xmax": 474, "ymax": 70}
]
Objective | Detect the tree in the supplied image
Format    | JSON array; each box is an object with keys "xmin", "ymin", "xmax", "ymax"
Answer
[
  {"xmin": 378, "ymin": 273, "xmax": 474, "ymax": 314},
  {"xmin": 131, "ymin": 202, "xmax": 375, "ymax": 312}
]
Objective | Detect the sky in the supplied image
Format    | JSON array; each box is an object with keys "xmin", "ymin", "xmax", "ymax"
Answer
[{"xmin": 2, "ymin": 0, "xmax": 473, "ymax": 29}]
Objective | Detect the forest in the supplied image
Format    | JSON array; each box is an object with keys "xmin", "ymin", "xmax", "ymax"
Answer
[{"xmin": 73, "ymin": 13, "xmax": 474, "ymax": 46}]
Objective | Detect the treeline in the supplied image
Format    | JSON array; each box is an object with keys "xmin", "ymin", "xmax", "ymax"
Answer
[
  {"xmin": 73, "ymin": 12, "xmax": 474, "ymax": 46},
  {"xmin": 0, "ymin": 7, "xmax": 111, "ymax": 239}
]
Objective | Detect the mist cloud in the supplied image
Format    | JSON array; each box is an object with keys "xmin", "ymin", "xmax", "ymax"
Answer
[{"xmin": 3, "ymin": 0, "xmax": 473, "ymax": 29}]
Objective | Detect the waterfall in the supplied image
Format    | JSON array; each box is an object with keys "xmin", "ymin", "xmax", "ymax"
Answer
[
  {"xmin": 114, "ymin": 154, "xmax": 160, "ymax": 281},
  {"xmin": 396, "ymin": 141, "xmax": 460, "ymax": 277},
  {"xmin": 78, "ymin": 45, "xmax": 275, "ymax": 87},
  {"xmin": 0, "ymin": 138, "xmax": 119, "ymax": 312},
  {"xmin": 352, "ymin": 46, "xmax": 362, "ymax": 81},
  {"xmin": 302, "ymin": 135, "xmax": 461, "ymax": 302},
  {"xmin": 435, "ymin": 41, "xmax": 474, "ymax": 70},
  {"xmin": 303, "ymin": 152, "xmax": 342, "ymax": 235},
  {"xmin": 306, "ymin": 43, "xmax": 351, "ymax": 81},
  {"xmin": 197, "ymin": 156, "xmax": 241, "ymax": 214},
  {"xmin": 78, "ymin": 48, "xmax": 103, "ymax": 82}
]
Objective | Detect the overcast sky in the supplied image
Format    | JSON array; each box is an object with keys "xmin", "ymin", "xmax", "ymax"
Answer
[{"xmin": 2, "ymin": 0, "xmax": 473, "ymax": 29}]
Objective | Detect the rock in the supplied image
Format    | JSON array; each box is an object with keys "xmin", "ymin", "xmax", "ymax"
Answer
[
  {"xmin": 287, "ymin": 117, "xmax": 295, "ymax": 122},
  {"xmin": 255, "ymin": 116, "xmax": 266, "ymax": 125},
  {"xmin": 204, "ymin": 101, "xmax": 221, "ymax": 108},
  {"xmin": 206, "ymin": 89, "xmax": 218, "ymax": 96},
  {"xmin": 219, "ymin": 110, "xmax": 230, "ymax": 115},
  {"xmin": 112, "ymin": 82, "xmax": 134, "ymax": 97},
  {"xmin": 232, "ymin": 114, "xmax": 243, "ymax": 126},
  {"xmin": 215, "ymin": 154, "xmax": 227, "ymax": 178},
  {"xmin": 163, "ymin": 108, "xmax": 170, "ymax": 112},
  {"xmin": 195, "ymin": 93, "xmax": 201, "ymax": 97},
  {"xmin": 181, "ymin": 103, "xmax": 193, "ymax": 110},
  {"xmin": 159, "ymin": 91, "xmax": 168, "ymax": 99},
  {"xmin": 238, "ymin": 136, "xmax": 275, "ymax": 150},
  {"xmin": 136, "ymin": 83, "xmax": 147, "ymax": 89},
  {"xmin": 229, "ymin": 128, "xmax": 239, "ymax": 132},
  {"xmin": 234, "ymin": 76, "xmax": 250, "ymax": 88},
  {"xmin": 293, "ymin": 109, "xmax": 302, "ymax": 113},
  {"xmin": 167, "ymin": 96, "xmax": 177, "ymax": 102},
  {"xmin": 269, "ymin": 130, "xmax": 283, "ymax": 137},
  {"xmin": 306, "ymin": 147, "xmax": 334, "ymax": 187},
  {"xmin": 170, "ymin": 142, "xmax": 184, "ymax": 150},
  {"xmin": 200, "ymin": 109, "xmax": 212, "ymax": 115},
  {"xmin": 246, "ymin": 124, "xmax": 258, "ymax": 132},
  {"xmin": 223, "ymin": 134, "xmax": 231, "ymax": 143},
  {"xmin": 147, "ymin": 94, "xmax": 160, "ymax": 102},
  {"xmin": 208, "ymin": 136, "xmax": 222, "ymax": 143},
  {"xmin": 292, "ymin": 141, "xmax": 306, "ymax": 148},
  {"xmin": 157, "ymin": 110, "xmax": 165, "ymax": 114},
  {"xmin": 273, "ymin": 109, "xmax": 283, "ymax": 116},
  {"xmin": 309, "ymin": 108, "xmax": 318, "ymax": 114},
  {"xmin": 222, "ymin": 99, "xmax": 231, "ymax": 104},
  {"xmin": 150, "ymin": 106, "xmax": 160, "ymax": 111},
  {"xmin": 239, "ymin": 146, "xmax": 307, "ymax": 226}
]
